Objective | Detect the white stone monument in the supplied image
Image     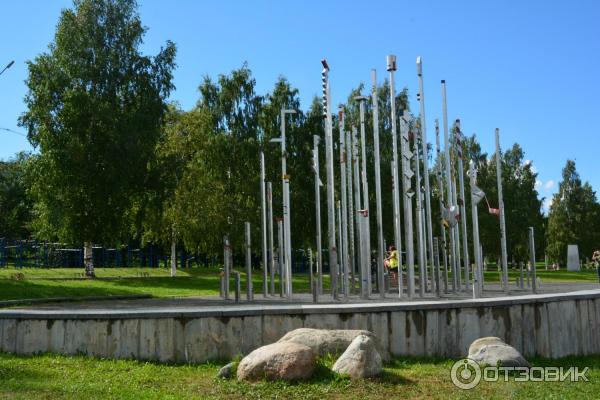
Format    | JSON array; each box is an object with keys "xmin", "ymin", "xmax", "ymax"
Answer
[{"xmin": 567, "ymin": 245, "xmax": 580, "ymax": 271}]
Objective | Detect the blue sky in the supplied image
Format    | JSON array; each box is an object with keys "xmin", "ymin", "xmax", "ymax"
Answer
[{"xmin": 1, "ymin": 0, "xmax": 599, "ymax": 212}]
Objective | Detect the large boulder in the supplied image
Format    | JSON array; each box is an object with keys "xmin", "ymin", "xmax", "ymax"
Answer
[
  {"xmin": 332, "ymin": 334, "xmax": 382, "ymax": 379},
  {"xmin": 277, "ymin": 328, "xmax": 389, "ymax": 360},
  {"xmin": 468, "ymin": 337, "xmax": 529, "ymax": 367},
  {"xmin": 237, "ymin": 342, "xmax": 316, "ymax": 382}
]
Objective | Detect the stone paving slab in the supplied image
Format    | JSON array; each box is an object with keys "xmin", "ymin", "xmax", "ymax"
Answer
[{"xmin": 0, "ymin": 282, "xmax": 598, "ymax": 320}]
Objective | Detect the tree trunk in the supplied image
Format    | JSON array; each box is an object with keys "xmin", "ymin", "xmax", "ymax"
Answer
[
  {"xmin": 171, "ymin": 239, "xmax": 177, "ymax": 277},
  {"xmin": 84, "ymin": 241, "xmax": 95, "ymax": 277}
]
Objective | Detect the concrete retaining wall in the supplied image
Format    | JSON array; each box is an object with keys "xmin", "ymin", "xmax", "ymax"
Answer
[{"xmin": 1, "ymin": 290, "xmax": 599, "ymax": 362}]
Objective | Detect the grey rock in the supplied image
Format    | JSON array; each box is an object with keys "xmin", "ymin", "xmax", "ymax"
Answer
[
  {"xmin": 468, "ymin": 337, "xmax": 529, "ymax": 367},
  {"xmin": 216, "ymin": 362, "xmax": 234, "ymax": 379},
  {"xmin": 277, "ymin": 328, "xmax": 389, "ymax": 360},
  {"xmin": 332, "ymin": 334, "xmax": 382, "ymax": 379},
  {"xmin": 237, "ymin": 342, "xmax": 315, "ymax": 382}
]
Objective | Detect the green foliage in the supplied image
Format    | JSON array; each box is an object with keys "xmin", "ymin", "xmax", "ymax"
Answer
[
  {"xmin": 0, "ymin": 152, "xmax": 33, "ymax": 239},
  {"xmin": 19, "ymin": 0, "xmax": 176, "ymax": 245},
  {"xmin": 547, "ymin": 160, "xmax": 600, "ymax": 264}
]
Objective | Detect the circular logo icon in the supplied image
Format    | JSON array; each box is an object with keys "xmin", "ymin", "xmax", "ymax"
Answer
[{"xmin": 450, "ymin": 358, "xmax": 481, "ymax": 390}]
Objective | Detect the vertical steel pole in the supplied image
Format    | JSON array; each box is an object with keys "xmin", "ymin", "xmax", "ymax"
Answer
[
  {"xmin": 529, "ymin": 227, "xmax": 537, "ymax": 293},
  {"xmin": 321, "ymin": 60, "xmax": 338, "ymax": 299},
  {"xmin": 223, "ymin": 235, "xmax": 230, "ymax": 299},
  {"xmin": 435, "ymin": 120, "xmax": 449, "ymax": 293},
  {"xmin": 495, "ymin": 128, "xmax": 509, "ymax": 293},
  {"xmin": 280, "ymin": 109, "xmax": 295, "ymax": 299},
  {"xmin": 337, "ymin": 200, "xmax": 344, "ymax": 295},
  {"xmin": 454, "ymin": 121, "xmax": 471, "ymax": 290},
  {"xmin": 277, "ymin": 218, "xmax": 284, "ymax": 297},
  {"xmin": 313, "ymin": 135, "xmax": 323, "ymax": 295},
  {"xmin": 441, "ymin": 80, "xmax": 458, "ymax": 293},
  {"xmin": 346, "ymin": 128, "xmax": 355, "ymax": 292},
  {"xmin": 400, "ymin": 110, "xmax": 415, "ymax": 298},
  {"xmin": 356, "ymin": 96, "xmax": 372, "ymax": 295},
  {"xmin": 267, "ymin": 182, "xmax": 275, "ymax": 296},
  {"xmin": 260, "ymin": 152, "xmax": 268, "ymax": 298},
  {"xmin": 338, "ymin": 108, "xmax": 350, "ymax": 297},
  {"xmin": 245, "ymin": 222, "xmax": 253, "ymax": 301},
  {"xmin": 469, "ymin": 160, "xmax": 482, "ymax": 299},
  {"xmin": 371, "ymin": 70, "xmax": 385, "ymax": 298},
  {"xmin": 433, "ymin": 237, "xmax": 441, "ymax": 297},
  {"xmin": 417, "ymin": 57, "xmax": 435, "ymax": 293},
  {"xmin": 387, "ymin": 55, "xmax": 403, "ymax": 298},
  {"xmin": 413, "ymin": 120, "xmax": 426, "ymax": 297},
  {"xmin": 352, "ymin": 125, "xmax": 362, "ymax": 292}
]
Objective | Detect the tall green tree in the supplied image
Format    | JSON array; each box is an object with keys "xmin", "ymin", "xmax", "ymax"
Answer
[
  {"xmin": 547, "ymin": 160, "xmax": 600, "ymax": 265},
  {"xmin": 0, "ymin": 152, "xmax": 33, "ymax": 239},
  {"xmin": 19, "ymin": 0, "xmax": 176, "ymax": 276}
]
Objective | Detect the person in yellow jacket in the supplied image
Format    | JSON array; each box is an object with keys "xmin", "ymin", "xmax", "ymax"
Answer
[{"xmin": 384, "ymin": 245, "xmax": 398, "ymax": 270}]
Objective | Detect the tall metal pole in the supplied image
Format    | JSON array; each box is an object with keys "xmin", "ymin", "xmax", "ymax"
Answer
[
  {"xmin": 356, "ymin": 95, "xmax": 372, "ymax": 296},
  {"xmin": 352, "ymin": 125, "xmax": 362, "ymax": 293},
  {"xmin": 469, "ymin": 160, "xmax": 483, "ymax": 299},
  {"xmin": 279, "ymin": 109, "xmax": 296, "ymax": 299},
  {"xmin": 435, "ymin": 120, "xmax": 449, "ymax": 293},
  {"xmin": 337, "ymin": 200, "xmax": 344, "ymax": 295},
  {"xmin": 441, "ymin": 80, "xmax": 458, "ymax": 293},
  {"xmin": 417, "ymin": 57, "xmax": 435, "ymax": 293},
  {"xmin": 452, "ymin": 173, "xmax": 462, "ymax": 291},
  {"xmin": 371, "ymin": 70, "xmax": 385, "ymax": 298},
  {"xmin": 313, "ymin": 135, "xmax": 323, "ymax": 295},
  {"xmin": 454, "ymin": 120, "xmax": 471, "ymax": 290},
  {"xmin": 346, "ymin": 128, "xmax": 356, "ymax": 292},
  {"xmin": 338, "ymin": 108, "xmax": 350, "ymax": 297},
  {"xmin": 529, "ymin": 227, "xmax": 537, "ymax": 294},
  {"xmin": 267, "ymin": 182, "xmax": 275, "ymax": 295},
  {"xmin": 400, "ymin": 110, "xmax": 415, "ymax": 298},
  {"xmin": 223, "ymin": 235, "xmax": 230, "ymax": 299},
  {"xmin": 245, "ymin": 222, "xmax": 253, "ymax": 301},
  {"xmin": 260, "ymin": 152, "xmax": 268, "ymax": 298},
  {"xmin": 387, "ymin": 55, "xmax": 403, "ymax": 298},
  {"xmin": 321, "ymin": 59, "xmax": 338, "ymax": 299},
  {"xmin": 277, "ymin": 218, "xmax": 284, "ymax": 297},
  {"xmin": 495, "ymin": 128, "xmax": 509, "ymax": 293},
  {"xmin": 413, "ymin": 120, "xmax": 426, "ymax": 298}
]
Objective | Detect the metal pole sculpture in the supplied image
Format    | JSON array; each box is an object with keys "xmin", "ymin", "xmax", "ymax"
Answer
[
  {"xmin": 277, "ymin": 218, "xmax": 284, "ymax": 297},
  {"xmin": 321, "ymin": 59, "xmax": 338, "ymax": 299},
  {"xmin": 441, "ymin": 80, "xmax": 458, "ymax": 293},
  {"xmin": 267, "ymin": 182, "xmax": 275, "ymax": 295},
  {"xmin": 337, "ymin": 200, "xmax": 343, "ymax": 293},
  {"xmin": 275, "ymin": 108, "xmax": 297, "ymax": 299},
  {"xmin": 452, "ymin": 173, "xmax": 462, "ymax": 291},
  {"xmin": 371, "ymin": 69, "xmax": 385, "ymax": 298},
  {"xmin": 454, "ymin": 120, "xmax": 471, "ymax": 290},
  {"xmin": 355, "ymin": 95, "xmax": 372, "ymax": 296},
  {"xmin": 400, "ymin": 109, "xmax": 416, "ymax": 298},
  {"xmin": 495, "ymin": 128, "xmax": 509, "ymax": 293},
  {"xmin": 435, "ymin": 120, "xmax": 449, "ymax": 293},
  {"xmin": 469, "ymin": 160, "xmax": 484, "ymax": 299},
  {"xmin": 313, "ymin": 135, "xmax": 323, "ymax": 295},
  {"xmin": 245, "ymin": 222, "xmax": 253, "ymax": 301},
  {"xmin": 433, "ymin": 237, "xmax": 441, "ymax": 297},
  {"xmin": 529, "ymin": 227, "xmax": 537, "ymax": 294},
  {"xmin": 413, "ymin": 120, "xmax": 426, "ymax": 297},
  {"xmin": 416, "ymin": 57, "xmax": 435, "ymax": 294},
  {"xmin": 346, "ymin": 128, "xmax": 356, "ymax": 291},
  {"xmin": 387, "ymin": 55, "xmax": 403, "ymax": 297},
  {"xmin": 338, "ymin": 108, "xmax": 350, "ymax": 297},
  {"xmin": 352, "ymin": 125, "xmax": 362, "ymax": 292},
  {"xmin": 223, "ymin": 235, "xmax": 230, "ymax": 299},
  {"xmin": 261, "ymin": 152, "xmax": 268, "ymax": 298}
]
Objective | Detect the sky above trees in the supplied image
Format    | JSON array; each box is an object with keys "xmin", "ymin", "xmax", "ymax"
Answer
[{"xmin": 1, "ymin": 1, "xmax": 599, "ymax": 214}]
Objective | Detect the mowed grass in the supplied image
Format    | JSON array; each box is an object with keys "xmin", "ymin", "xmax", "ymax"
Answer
[
  {"xmin": 0, "ymin": 352, "xmax": 598, "ymax": 399},
  {"xmin": 482, "ymin": 266, "xmax": 599, "ymax": 283},
  {"xmin": 0, "ymin": 267, "xmax": 324, "ymax": 302}
]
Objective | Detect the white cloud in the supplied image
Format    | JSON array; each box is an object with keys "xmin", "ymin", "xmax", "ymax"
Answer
[
  {"xmin": 542, "ymin": 197, "xmax": 554, "ymax": 214},
  {"xmin": 544, "ymin": 180, "xmax": 555, "ymax": 190},
  {"xmin": 535, "ymin": 179, "xmax": 542, "ymax": 190}
]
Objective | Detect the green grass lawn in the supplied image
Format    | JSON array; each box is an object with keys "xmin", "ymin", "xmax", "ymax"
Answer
[
  {"xmin": 0, "ymin": 267, "xmax": 324, "ymax": 302},
  {"xmin": 0, "ymin": 352, "xmax": 597, "ymax": 399}
]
